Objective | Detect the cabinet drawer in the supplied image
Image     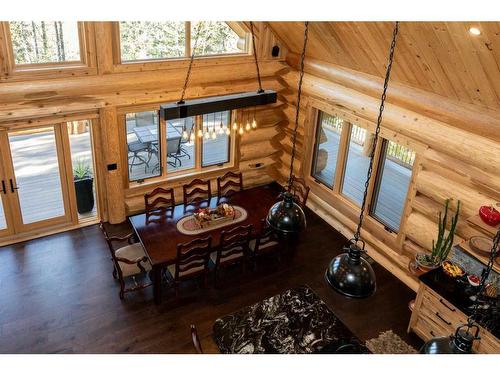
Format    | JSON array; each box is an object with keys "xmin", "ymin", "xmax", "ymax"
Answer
[
  {"xmin": 420, "ymin": 288, "xmax": 467, "ymax": 329},
  {"xmin": 413, "ymin": 314, "xmax": 448, "ymax": 341}
]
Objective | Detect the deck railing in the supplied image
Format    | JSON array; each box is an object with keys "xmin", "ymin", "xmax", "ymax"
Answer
[{"xmin": 386, "ymin": 142, "xmax": 416, "ymax": 168}]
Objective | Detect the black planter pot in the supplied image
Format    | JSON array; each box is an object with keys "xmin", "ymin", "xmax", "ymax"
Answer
[{"xmin": 74, "ymin": 177, "xmax": 94, "ymax": 214}]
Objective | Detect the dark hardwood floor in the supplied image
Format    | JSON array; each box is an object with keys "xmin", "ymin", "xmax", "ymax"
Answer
[{"xmin": 0, "ymin": 206, "xmax": 422, "ymax": 353}]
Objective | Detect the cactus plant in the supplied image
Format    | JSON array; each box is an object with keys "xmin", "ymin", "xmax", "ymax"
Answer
[{"xmin": 415, "ymin": 199, "xmax": 461, "ymax": 268}]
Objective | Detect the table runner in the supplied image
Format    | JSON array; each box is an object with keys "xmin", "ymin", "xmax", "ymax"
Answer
[{"xmin": 176, "ymin": 206, "xmax": 248, "ymax": 235}]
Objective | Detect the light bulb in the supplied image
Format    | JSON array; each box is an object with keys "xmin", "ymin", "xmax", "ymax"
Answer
[
  {"xmin": 225, "ymin": 127, "xmax": 230, "ymax": 135},
  {"xmin": 252, "ymin": 118, "xmax": 257, "ymax": 129},
  {"xmin": 189, "ymin": 132, "xmax": 195, "ymax": 144},
  {"xmin": 218, "ymin": 126, "xmax": 224, "ymax": 135},
  {"xmin": 204, "ymin": 131, "xmax": 210, "ymax": 140},
  {"xmin": 232, "ymin": 122, "xmax": 238, "ymax": 130},
  {"xmin": 197, "ymin": 129, "xmax": 203, "ymax": 138},
  {"xmin": 238, "ymin": 126, "xmax": 244, "ymax": 135},
  {"xmin": 469, "ymin": 27, "xmax": 481, "ymax": 36},
  {"xmin": 182, "ymin": 130, "xmax": 188, "ymax": 139},
  {"xmin": 245, "ymin": 122, "xmax": 251, "ymax": 131},
  {"xmin": 211, "ymin": 131, "xmax": 217, "ymax": 140}
]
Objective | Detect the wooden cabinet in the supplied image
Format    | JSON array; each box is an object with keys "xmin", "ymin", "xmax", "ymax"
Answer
[{"xmin": 408, "ymin": 283, "xmax": 500, "ymax": 353}]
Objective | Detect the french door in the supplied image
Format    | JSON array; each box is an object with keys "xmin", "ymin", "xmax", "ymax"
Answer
[{"xmin": 0, "ymin": 119, "xmax": 99, "ymax": 242}]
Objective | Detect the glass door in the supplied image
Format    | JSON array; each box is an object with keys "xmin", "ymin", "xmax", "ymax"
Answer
[
  {"xmin": 0, "ymin": 137, "xmax": 14, "ymax": 238},
  {"xmin": 4, "ymin": 126, "xmax": 72, "ymax": 232}
]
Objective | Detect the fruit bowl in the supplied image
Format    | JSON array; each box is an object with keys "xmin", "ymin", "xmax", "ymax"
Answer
[{"xmin": 479, "ymin": 205, "xmax": 500, "ymax": 226}]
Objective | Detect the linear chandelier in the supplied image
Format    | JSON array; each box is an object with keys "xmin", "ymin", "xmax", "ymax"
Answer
[{"xmin": 159, "ymin": 21, "xmax": 277, "ymax": 141}]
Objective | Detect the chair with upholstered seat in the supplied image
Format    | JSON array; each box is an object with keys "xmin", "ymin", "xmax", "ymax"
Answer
[
  {"xmin": 212, "ymin": 225, "xmax": 252, "ymax": 287},
  {"xmin": 99, "ymin": 222, "xmax": 152, "ymax": 300},
  {"xmin": 183, "ymin": 178, "xmax": 212, "ymax": 207},
  {"xmin": 144, "ymin": 187, "xmax": 175, "ymax": 212},
  {"xmin": 289, "ymin": 174, "xmax": 310, "ymax": 208},
  {"xmin": 250, "ymin": 219, "xmax": 281, "ymax": 263},
  {"xmin": 166, "ymin": 236, "xmax": 212, "ymax": 298},
  {"xmin": 216, "ymin": 171, "xmax": 243, "ymax": 201}
]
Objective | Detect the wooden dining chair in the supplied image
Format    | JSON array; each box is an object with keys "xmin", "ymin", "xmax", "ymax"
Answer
[
  {"xmin": 166, "ymin": 236, "xmax": 212, "ymax": 298},
  {"xmin": 250, "ymin": 219, "xmax": 281, "ymax": 263},
  {"xmin": 289, "ymin": 175, "xmax": 310, "ymax": 208},
  {"xmin": 144, "ymin": 187, "xmax": 175, "ymax": 212},
  {"xmin": 183, "ymin": 178, "xmax": 212, "ymax": 207},
  {"xmin": 217, "ymin": 171, "xmax": 243, "ymax": 200},
  {"xmin": 99, "ymin": 222, "xmax": 152, "ymax": 300},
  {"xmin": 191, "ymin": 324, "xmax": 204, "ymax": 354},
  {"xmin": 212, "ymin": 225, "xmax": 253, "ymax": 287}
]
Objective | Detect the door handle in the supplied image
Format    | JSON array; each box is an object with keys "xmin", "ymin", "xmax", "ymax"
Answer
[
  {"xmin": 1, "ymin": 180, "xmax": 6, "ymax": 194},
  {"xmin": 9, "ymin": 179, "xmax": 19, "ymax": 193}
]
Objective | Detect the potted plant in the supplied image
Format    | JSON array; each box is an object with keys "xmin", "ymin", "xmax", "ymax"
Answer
[
  {"xmin": 415, "ymin": 199, "xmax": 461, "ymax": 270},
  {"xmin": 73, "ymin": 159, "xmax": 94, "ymax": 214}
]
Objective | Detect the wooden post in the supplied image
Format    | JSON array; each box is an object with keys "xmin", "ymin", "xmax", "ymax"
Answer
[{"xmin": 99, "ymin": 107, "xmax": 126, "ymax": 223}]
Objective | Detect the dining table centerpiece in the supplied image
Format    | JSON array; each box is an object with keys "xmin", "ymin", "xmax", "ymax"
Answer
[{"xmin": 194, "ymin": 203, "xmax": 236, "ymax": 229}]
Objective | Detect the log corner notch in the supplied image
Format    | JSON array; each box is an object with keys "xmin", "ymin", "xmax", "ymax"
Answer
[{"xmin": 277, "ymin": 53, "xmax": 500, "ymax": 290}]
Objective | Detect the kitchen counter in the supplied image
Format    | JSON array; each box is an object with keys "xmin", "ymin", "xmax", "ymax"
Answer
[{"xmin": 212, "ymin": 285, "xmax": 370, "ymax": 354}]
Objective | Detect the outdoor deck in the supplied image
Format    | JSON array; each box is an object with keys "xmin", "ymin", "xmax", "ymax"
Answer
[{"xmin": 315, "ymin": 129, "xmax": 412, "ymax": 230}]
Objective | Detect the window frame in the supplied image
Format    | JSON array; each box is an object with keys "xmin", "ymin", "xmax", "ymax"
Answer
[
  {"xmin": 118, "ymin": 104, "xmax": 238, "ymax": 190},
  {"xmin": 0, "ymin": 21, "xmax": 97, "ymax": 80},
  {"xmin": 111, "ymin": 21, "xmax": 251, "ymax": 72},
  {"xmin": 303, "ymin": 98, "xmax": 426, "ymax": 251}
]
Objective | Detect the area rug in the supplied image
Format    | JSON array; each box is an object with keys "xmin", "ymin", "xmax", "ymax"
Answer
[{"xmin": 365, "ymin": 330, "xmax": 418, "ymax": 354}]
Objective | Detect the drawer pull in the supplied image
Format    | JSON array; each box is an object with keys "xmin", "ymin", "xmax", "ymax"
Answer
[
  {"xmin": 435, "ymin": 312, "xmax": 452, "ymax": 325},
  {"xmin": 439, "ymin": 298, "xmax": 456, "ymax": 312}
]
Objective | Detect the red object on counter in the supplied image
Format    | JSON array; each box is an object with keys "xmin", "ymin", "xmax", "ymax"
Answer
[{"xmin": 479, "ymin": 205, "xmax": 500, "ymax": 226}]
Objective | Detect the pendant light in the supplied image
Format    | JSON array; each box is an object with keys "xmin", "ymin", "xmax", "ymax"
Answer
[
  {"xmin": 266, "ymin": 22, "xmax": 309, "ymax": 236},
  {"xmin": 325, "ymin": 21, "xmax": 400, "ymax": 298},
  {"xmin": 160, "ymin": 21, "xmax": 276, "ymax": 123},
  {"xmin": 420, "ymin": 228, "xmax": 499, "ymax": 354}
]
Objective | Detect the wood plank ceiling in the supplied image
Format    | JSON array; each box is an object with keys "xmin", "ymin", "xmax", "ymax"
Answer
[{"xmin": 268, "ymin": 22, "xmax": 500, "ymax": 110}]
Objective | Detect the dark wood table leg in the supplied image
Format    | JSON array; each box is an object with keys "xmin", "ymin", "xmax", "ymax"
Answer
[{"xmin": 153, "ymin": 265, "xmax": 162, "ymax": 305}]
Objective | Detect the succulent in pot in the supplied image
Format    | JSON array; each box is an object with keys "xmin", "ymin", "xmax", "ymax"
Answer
[
  {"xmin": 73, "ymin": 159, "xmax": 94, "ymax": 214},
  {"xmin": 415, "ymin": 199, "xmax": 461, "ymax": 270}
]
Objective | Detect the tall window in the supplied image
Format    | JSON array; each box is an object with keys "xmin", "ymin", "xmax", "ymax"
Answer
[
  {"xmin": 9, "ymin": 21, "xmax": 81, "ymax": 65},
  {"xmin": 311, "ymin": 112, "xmax": 343, "ymax": 189},
  {"xmin": 126, "ymin": 111, "xmax": 161, "ymax": 182},
  {"xmin": 118, "ymin": 21, "xmax": 248, "ymax": 63},
  {"xmin": 125, "ymin": 110, "xmax": 233, "ymax": 183},
  {"xmin": 370, "ymin": 140, "xmax": 415, "ymax": 231},
  {"xmin": 341, "ymin": 124, "xmax": 370, "ymax": 206}
]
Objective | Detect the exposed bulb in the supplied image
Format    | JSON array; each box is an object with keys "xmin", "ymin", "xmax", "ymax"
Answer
[
  {"xmin": 189, "ymin": 132, "xmax": 195, "ymax": 144},
  {"xmin": 225, "ymin": 127, "xmax": 230, "ymax": 135},
  {"xmin": 245, "ymin": 122, "xmax": 251, "ymax": 131},
  {"xmin": 252, "ymin": 118, "xmax": 257, "ymax": 129},
  {"xmin": 238, "ymin": 125, "xmax": 244, "ymax": 135},
  {"xmin": 218, "ymin": 125, "xmax": 224, "ymax": 135},
  {"xmin": 232, "ymin": 122, "xmax": 238, "ymax": 130},
  {"xmin": 204, "ymin": 131, "xmax": 210, "ymax": 140},
  {"xmin": 211, "ymin": 131, "xmax": 217, "ymax": 140},
  {"xmin": 182, "ymin": 130, "xmax": 188, "ymax": 140},
  {"xmin": 197, "ymin": 129, "xmax": 203, "ymax": 138}
]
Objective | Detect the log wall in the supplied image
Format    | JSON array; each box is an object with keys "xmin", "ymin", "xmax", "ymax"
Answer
[{"xmin": 282, "ymin": 55, "xmax": 500, "ymax": 290}]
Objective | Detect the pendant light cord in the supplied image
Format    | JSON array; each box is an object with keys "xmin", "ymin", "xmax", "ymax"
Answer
[
  {"xmin": 250, "ymin": 22, "xmax": 264, "ymax": 93},
  {"xmin": 179, "ymin": 22, "xmax": 204, "ymax": 104},
  {"xmin": 353, "ymin": 21, "xmax": 399, "ymax": 242},
  {"xmin": 287, "ymin": 21, "xmax": 309, "ymax": 190}
]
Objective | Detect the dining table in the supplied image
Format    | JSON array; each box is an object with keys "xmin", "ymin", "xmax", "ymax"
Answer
[
  {"xmin": 128, "ymin": 183, "xmax": 283, "ymax": 304},
  {"xmin": 133, "ymin": 123, "xmax": 182, "ymax": 144}
]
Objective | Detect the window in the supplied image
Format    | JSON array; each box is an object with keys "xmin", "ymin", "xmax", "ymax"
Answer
[
  {"xmin": 125, "ymin": 109, "xmax": 233, "ymax": 183},
  {"xmin": 119, "ymin": 21, "xmax": 186, "ymax": 62},
  {"xmin": 9, "ymin": 21, "xmax": 81, "ymax": 65},
  {"xmin": 341, "ymin": 124, "xmax": 370, "ymax": 206},
  {"xmin": 192, "ymin": 21, "xmax": 244, "ymax": 56},
  {"xmin": 126, "ymin": 111, "xmax": 161, "ymax": 182},
  {"xmin": 311, "ymin": 112, "xmax": 343, "ymax": 189},
  {"xmin": 370, "ymin": 140, "xmax": 415, "ymax": 231},
  {"xmin": 118, "ymin": 21, "xmax": 248, "ymax": 63},
  {"xmin": 202, "ymin": 111, "xmax": 230, "ymax": 167}
]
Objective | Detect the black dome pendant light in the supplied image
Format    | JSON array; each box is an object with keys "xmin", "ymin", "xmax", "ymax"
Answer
[
  {"xmin": 266, "ymin": 22, "xmax": 309, "ymax": 235},
  {"xmin": 325, "ymin": 22, "xmax": 400, "ymax": 298}
]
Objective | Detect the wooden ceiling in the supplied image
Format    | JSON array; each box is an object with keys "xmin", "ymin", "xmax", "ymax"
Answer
[{"xmin": 268, "ymin": 22, "xmax": 500, "ymax": 110}]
